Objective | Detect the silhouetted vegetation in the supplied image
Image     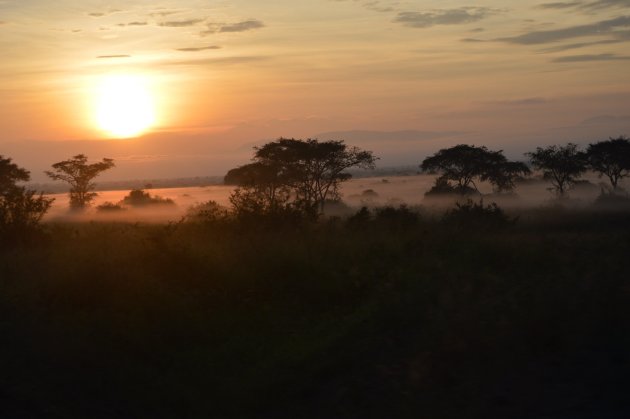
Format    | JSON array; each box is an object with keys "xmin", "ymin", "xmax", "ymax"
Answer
[
  {"xmin": 421, "ymin": 144, "xmax": 529, "ymax": 196},
  {"xmin": 226, "ymin": 138, "xmax": 376, "ymax": 218},
  {"xmin": 46, "ymin": 154, "xmax": 115, "ymax": 209},
  {"xmin": 2, "ymin": 205, "xmax": 630, "ymax": 418},
  {"xmin": 120, "ymin": 189, "xmax": 175, "ymax": 207},
  {"xmin": 96, "ymin": 201, "xmax": 126, "ymax": 212},
  {"xmin": 586, "ymin": 136, "xmax": 630, "ymax": 191},
  {"xmin": 527, "ymin": 143, "xmax": 587, "ymax": 198},
  {"xmin": 442, "ymin": 199, "xmax": 514, "ymax": 231},
  {"xmin": 2, "ymin": 136, "xmax": 630, "ymax": 418},
  {"xmin": 0, "ymin": 155, "xmax": 53, "ymax": 245}
]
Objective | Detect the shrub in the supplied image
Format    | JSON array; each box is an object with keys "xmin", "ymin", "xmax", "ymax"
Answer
[
  {"xmin": 186, "ymin": 201, "xmax": 230, "ymax": 224},
  {"xmin": 96, "ymin": 202, "xmax": 126, "ymax": 212},
  {"xmin": 121, "ymin": 189, "xmax": 175, "ymax": 207},
  {"xmin": 442, "ymin": 199, "xmax": 514, "ymax": 231}
]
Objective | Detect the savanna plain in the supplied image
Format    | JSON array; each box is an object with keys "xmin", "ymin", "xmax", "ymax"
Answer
[{"xmin": 2, "ymin": 170, "xmax": 629, "ymax": 418}]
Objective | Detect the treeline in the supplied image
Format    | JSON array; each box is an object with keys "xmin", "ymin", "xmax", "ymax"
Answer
[{"xmin": 1, "ymin": 136, "xmax": 629, "ymax": 245}]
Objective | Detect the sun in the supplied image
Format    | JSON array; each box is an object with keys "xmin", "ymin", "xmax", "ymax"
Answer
[{"xmin": 95, "ymin": 74, "xmax": 156, "ymax": 138}]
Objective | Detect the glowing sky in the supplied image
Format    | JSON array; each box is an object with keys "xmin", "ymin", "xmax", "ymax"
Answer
[{"xmin": 1, "ymin": 0, "xmax": 629, "ymax": 180}]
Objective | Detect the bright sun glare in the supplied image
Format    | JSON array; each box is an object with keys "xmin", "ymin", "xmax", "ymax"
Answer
[{"xmin": 95, "ymin": 74, "xmax": 156, "ymax": 138}]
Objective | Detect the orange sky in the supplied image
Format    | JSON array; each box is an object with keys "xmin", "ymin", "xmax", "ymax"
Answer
[{"xmin": 1, "ymin": 0, "xmax": 629, "ymax": 180}]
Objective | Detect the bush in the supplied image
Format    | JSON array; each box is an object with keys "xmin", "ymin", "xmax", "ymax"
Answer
[
  {"xmin": 186, "ymin": 201, "xmax": 230, "ymax": 224},
  {"xmin": 0, "ymin": 186, "xmax": 53, "ymax": 246},
  {"xmin": 374, "ymin": 205, "xmax": 420, "ymax": 230},
  {"xmin": 442, "ymin": 199, "xmax": 514, "ymax": 231},
  {"xmin": 96, "ymin": 202, "xmax": 126, "ymax": 212},
  {"xmin": 121, "ymin": 189, "xmax": 175, "ymax": 207}
]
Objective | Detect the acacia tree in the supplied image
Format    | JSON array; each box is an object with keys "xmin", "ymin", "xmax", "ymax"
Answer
[
  {"xmin": 45, "ymin": 154, "xmax": 115, "ymax": 209},
  {"xmin": 421, "ymin": 144, "xmax": 529, "ymax": 195},
  {"xmin": 0, "ymin": 155, "xmax": 53, "ymax": 239},
  {"xmin": 527, "ymin": 143, "xmax": 587, "ymax": 197},
  {"xmin": 586, "ymin": 136, "xmax": 630, "ymax": 190},
  {"xmin": 226, "ymin": 138, "xmax": 377, "ymax": 216}
]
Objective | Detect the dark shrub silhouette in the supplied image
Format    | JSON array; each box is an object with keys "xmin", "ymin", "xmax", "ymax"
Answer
[
  {"xmin": 0, "ymin": 155, "xmax": 53, "ymax": 245},
  {"xmin": 121, "ymin": 189, "xmax": 175, "ymax": 207},
  {"xmin": 186, "ymin": 200, "xmax": 230, "ymax": 224},
  {"xmin": 442, "ymin": 199, "xmax": 513, "ymax": 231},
  {"xmin": 374, "ymin": 205, "xmax": 420, "ymax": 230},
  {"xmin": 96, "ymin": 202, "xmax": 126, "ymax": 212}
]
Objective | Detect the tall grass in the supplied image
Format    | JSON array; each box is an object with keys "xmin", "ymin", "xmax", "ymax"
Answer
[{"xmin": 1, "ymin": 207, "xmax": 629, "ymax": 418}]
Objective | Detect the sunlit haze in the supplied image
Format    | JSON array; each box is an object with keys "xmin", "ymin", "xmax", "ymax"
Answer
[{"xmin": 1, "ymin": 0, "xmax": 629, "ymax": 180}]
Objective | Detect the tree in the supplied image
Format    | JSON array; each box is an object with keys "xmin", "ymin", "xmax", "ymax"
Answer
[
  {"xmin": 421, "ymin": 144, "xmax": 529, "ymax": 195},
  {"xmin": 527, "ymin": 143, "xmax": 587, "ymax": 197},
  {"xmin": 45, "ymin": 154, "xmax": 115, "ymax": 209},
  {"xmin": 226, "ymin": 138, "xmax": 377, "ymax": 216},
  {"xmin": 483, "ymin": 160, "xmax": 531, "ymax": 194},
  {"xmin": 225, "ymin": 162, "xmax": 290, "ymax": 213},
  {"xmin": 0, "ymin": 155, "xmax": 53, "ymax": 241},
  {"xmin": 586, "ymin": 136, "xmax": 630, "ymax": 190}
]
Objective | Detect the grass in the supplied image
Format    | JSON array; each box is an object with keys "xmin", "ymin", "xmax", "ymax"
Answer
[{"xmin": 1, "ymin": 207, "xmax": 629, "ymax": 418}]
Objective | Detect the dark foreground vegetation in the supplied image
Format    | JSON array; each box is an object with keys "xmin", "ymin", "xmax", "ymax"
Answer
[{"xmin": 1, "ymin": 205, "xmax": 630, "ymax": 418}]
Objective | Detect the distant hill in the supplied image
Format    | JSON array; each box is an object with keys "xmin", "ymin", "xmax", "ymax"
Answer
[{"xmin": 313, "ymin": 130, "xmax": 465, "ymax": 143}]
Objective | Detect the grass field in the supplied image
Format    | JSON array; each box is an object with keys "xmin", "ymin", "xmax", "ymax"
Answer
[{"xmin": 1, "ymin": 205, "xmax": 630, "ymax": 418}]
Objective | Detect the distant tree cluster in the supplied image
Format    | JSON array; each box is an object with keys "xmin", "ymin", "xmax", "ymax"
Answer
[
  {"xmin": 225, "ymin": 138, "xmax": 377, "ymax": 218},
  {"xmin": 421, "ymin": 145, "xmax": 530, "ymax": 196},
  {"xmin": 421, "ymin": 136, "xmax": 630, "ymax": 199}
]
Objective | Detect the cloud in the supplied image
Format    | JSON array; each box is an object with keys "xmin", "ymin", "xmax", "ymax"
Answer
[
  {"xmin": 158, "ymin": 19, "xmax": 204, "ymax": 27},
  {"xmin": 581, "ymin": 114, "xmax": 630, "ymax": 124},
  {"xmin": 314, "ymin": 130, "xmax": 465, "ymax": 143},
  {"xmin": 498, "ymin": 16, "xmax": 630, "ymax": 44},
  {"xmin": 88, "ymin": 9, "xmax": 122, "ymax": 18},
  {"xmin": 552, "ymin": 53, "xmax": 630, "ymax": 62},
  {"xmin": 461, "ymin": 38, "xmax": 487, "ymax": 43},
  {"xmin": 117, "ymin": 22, "xmax": 148, "ymax": 27},
  {"xmin": 218, "ymin": 20, "xmax": 265, "ymax": 33},
  {"xmin": 489, "ymin": 97, "xmax": 550, "ymax": 106},
  {"xmin": 97, "ymin": 55, "xmax": 131, "ymax": 59},
  {"xmin": 536, "ymin": 2, "xmax": 582, "ymax": 9},
  {"xmin": 163, "ymin": 56, "xmax": 268, "ymax": 67},
  {"xmin": 580, "ymin": 0, "xmax": 630, "ymax": 10},
  {"xmin": 201, "ymin": 20, "xmax": 266, "ymax": 35},
  {"xmin": 393, "ymin": 7, "xmax": 500, "ymax": 28},
  {"xmin": 150, "ymin": 10, "xmax": 180, "ymax": 17},
  {"xmin": 175, "ymin": 45, "xmax": 221, "ymax": 52},
  {"xmin": 538, "ymin": 39, "xmax": 621, "ymax": 52}
]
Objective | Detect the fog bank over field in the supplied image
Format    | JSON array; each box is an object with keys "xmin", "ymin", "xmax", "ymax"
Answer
[{"xmin": 42, "ymin": 173, "xmax": 628, "ymax": 223}]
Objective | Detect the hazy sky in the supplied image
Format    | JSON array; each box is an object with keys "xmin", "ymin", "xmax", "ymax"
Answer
[{"xmin": 1, "ymin": 0, "xmax": 629, "ymax": 180}]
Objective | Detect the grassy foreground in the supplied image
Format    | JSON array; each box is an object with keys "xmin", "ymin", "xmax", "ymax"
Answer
[{"xmin": 1, "ymin": 208, "xmax": 630, "ymax": 418}]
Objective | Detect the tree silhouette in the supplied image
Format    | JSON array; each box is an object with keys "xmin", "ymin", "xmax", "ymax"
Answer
[
  {"xmin": 226, "ymin": 138, "xmax": 376, "ymax": 215},
  {"xmin": 1, "ymin": 155, "xmax": 53, "ymax": 240},
  {"xmin": 586, "ymin": 136, "xmax": 630, "ymax": 190},
  {"xmin": 45, "ymin": 154, "xmax": 115, "ymax": 210},
  {"xmin": 527, "ymin": 143, "xmax": 587, "ymax": 197},
  {"xmin": 421, "ymin": 144, "xmax": 529, "ymax": 195}
]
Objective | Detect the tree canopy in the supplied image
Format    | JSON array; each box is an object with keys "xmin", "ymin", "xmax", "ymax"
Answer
[
  {"xmin": 225, "ymin": 138, "xmax": 377, "ymax": 216},
  {"xmin": 586, "ymin": 136, "xmax": 630, "ymax": 190},
  {"xmin": 45, "ymin": 154, "xmax": 115, "ymax": 209},
  {"xmin": 421, "ymin": 144, "xmax": 530, "ymax": 195},
  {"xmin": 527, "ymin": 143, "xmax": 587, "ymax": 197}
]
